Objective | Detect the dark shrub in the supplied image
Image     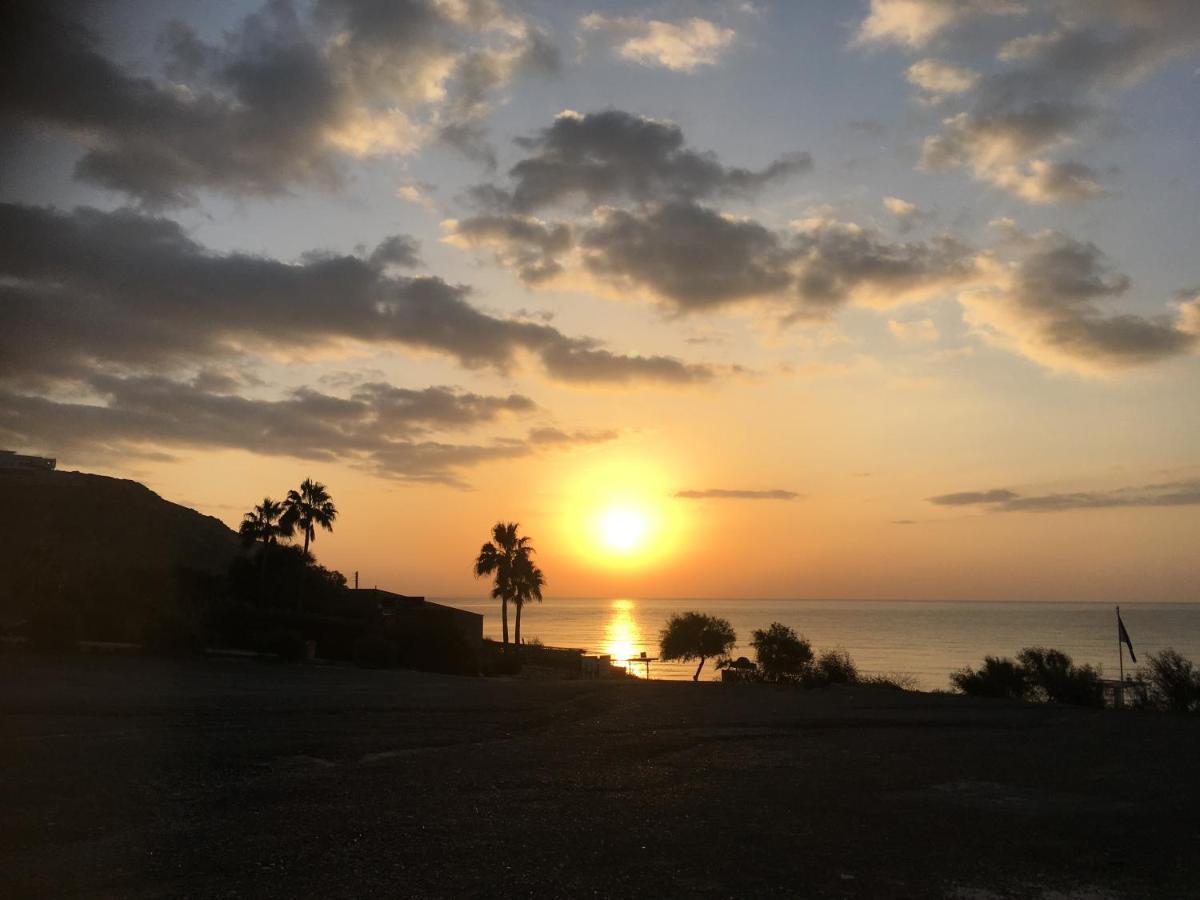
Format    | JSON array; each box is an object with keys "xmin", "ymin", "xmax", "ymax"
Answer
[
  {"xmin": 1144, "ymin": 649, "xmax": 1200, "ymax": 713},
  {"xmin": 481, "ymin": 647, "xmax": 523, "ymax": 676},
  {"xmin": 29, "ymin": 601, "xmax": 78, "ymax": 653},
  {"xmin": 951, "ymin": 656, "xmax": 1027, "ymax": 700},
  {"xmin": 354, "ymin": 635, "xmax": 398, "ymax": 669},
  {"xmin": 142, "ymin": 608, "xmax": 204, "ymax": 656},
  {"xmin": 1017, "ymin": 647, "xmax": 1103, "ymax": 707},
  {"xmin": 264, "ymin": 628, "xmax": 307, "ymax": 662},
  {"xmin": 751, "ymin": 622, "xmax": 813, "ymax": 683},
  {"xmin": 861, "ymin": 673, "xmax": 918, "ymax": 691},
  {"xmin": 805, "ymin": 649, "xmax": 859, "ymax": 687}
]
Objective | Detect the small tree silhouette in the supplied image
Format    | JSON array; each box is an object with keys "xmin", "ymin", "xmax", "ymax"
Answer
[{"xmin": 659, "ymin": 612, "xmax": 737, "ymax": 681}]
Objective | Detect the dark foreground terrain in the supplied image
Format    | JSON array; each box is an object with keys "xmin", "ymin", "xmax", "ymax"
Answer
[{"xmin": 2, "ymin": 654, "xmax": 1197, "ymax": 899}]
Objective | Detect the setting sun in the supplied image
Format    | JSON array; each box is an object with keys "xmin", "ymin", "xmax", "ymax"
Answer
[{"xmin": 599, "ymin": 507, "xmax": 647, "ymax": 553}]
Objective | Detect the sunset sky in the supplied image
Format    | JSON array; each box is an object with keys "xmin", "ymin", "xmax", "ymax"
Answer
[{"xmin": 2, "ymin": 0, "xmax": 1199, "ymax": 601}]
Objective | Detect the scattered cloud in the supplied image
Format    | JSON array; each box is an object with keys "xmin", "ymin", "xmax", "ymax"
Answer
[
  {"xmin": 882, "ymin": 196, "xmax": 935, "ymax": 232},
  {"xmin": 929, "ymin": 488, "xmax": 1019, "ymax": 506},
  {"xmin": 960, "ymin": 227, "xmax": 1200, "ymax": 373},
  {"xmin": 897, "ymin": 2, "xmax": 1200, "ymax": 203},
  {"xmin": 854, "ymin": 0, "xmax": 1025, "ymax": 50},
  {"xmin": 442, "ymin": 213, "xmax": 573, "ymax": 284},
  {"xmin": 674, "ymin": 488, "xmax": 800, "ymax": 500},
  {"xmin": 928, "ymin": 481, "xmax": 1200, "ymax": 512},
  {"xmin": 451, "ymin": 195, "xmax": 977, "ymax": 320},
  {"xmin": 0, "ymin": 0, "xmax": 560, "ymax": 206},
  {"xmin": 580, "ymin": 14, "xmax": 736, "ymax": 72},
  {"xmin": 397, "ymin": 182, "xmax": 437, "ymax": 209},
  {"xmin": 0, "ymin": 373, "xmax": 618, "ymax": 486},
  {"xmin": 0, "ymin": 202, "xmax": 715, "ymax": 388},
  {"xmin": 906, "ymin": 58, "xmax": 980, "ymax": 96},
  {"xmin": 474, "ymin": 109, "xmax": 810, "ymax": 212}
]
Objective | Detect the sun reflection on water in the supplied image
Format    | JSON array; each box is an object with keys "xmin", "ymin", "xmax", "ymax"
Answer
[{"xmin": 604, "ymin": 598, "xmax": 645, "ymax": 675}]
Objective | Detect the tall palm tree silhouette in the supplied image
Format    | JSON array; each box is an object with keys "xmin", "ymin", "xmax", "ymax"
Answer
[
  {"xmin": 281, "ymin": 479, "xmax": 337, "ymax": 611},
  {"xmin": 239, "ymin": 497, "xmax": 293, "ymax": 603},
  {"xmin": 512, "ymin": 552, "xmax": 545, "ymax": 650},
  {"xmin": 281, "ymin": 479, "xmax": 337, "ymax": 560},
  {"xmin": 473, "ymin": 522, "xmax": 534, "ymax": 649}
]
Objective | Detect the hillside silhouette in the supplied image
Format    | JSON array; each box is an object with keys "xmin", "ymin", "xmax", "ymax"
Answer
[{"xmin": 0, "ymin": 468, "xmax": 239, "ymax": 636}]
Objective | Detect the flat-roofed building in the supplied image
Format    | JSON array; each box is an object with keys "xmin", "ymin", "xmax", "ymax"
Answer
[{"xmin": 356, "ymin": 588, "xmax": 483, "ymax": 648}]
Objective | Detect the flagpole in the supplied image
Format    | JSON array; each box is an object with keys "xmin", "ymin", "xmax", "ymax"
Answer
[{"xmin": 1117, "ymin": 605, "xmax": 1124, "ymax": 683}]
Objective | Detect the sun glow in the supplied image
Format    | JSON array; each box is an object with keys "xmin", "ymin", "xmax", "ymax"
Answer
[
  {"xmin": 599, "ymin": 507, "xmax": 647, "ymax": 553},
  {"xmin": 557, "ymin": 455, "xmax": 689, "ymax": 570}
]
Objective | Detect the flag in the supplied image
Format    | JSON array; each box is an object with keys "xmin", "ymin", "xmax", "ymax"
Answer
[{"xmin": 1118, "ymin": 610, "xmax": 1136, "ymax": 663}]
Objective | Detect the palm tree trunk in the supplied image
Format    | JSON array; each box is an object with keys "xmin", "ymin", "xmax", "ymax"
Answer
[
  {"xmin": 693, "ymin": 656, "xmax": 706, "ymax": 682},
  {"xmin": 297, "ymin": 530, "xmax": 311, "ymax": 613},
  {"xmin": 259, "ymin": 538, "xmax": 269, "ymax": 604},
  {"xmin": 501, "ymin": 595, "xmax": 509, "ymax": 648},
  {"xmin": 514, "ymin": 601, "xmax": 522, "ymax": 652}
]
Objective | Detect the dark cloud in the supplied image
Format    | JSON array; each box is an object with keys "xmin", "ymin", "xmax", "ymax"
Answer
[
  {"xmin": 479, "ymin": 109, "xmax": 810, "ymax": 212},
  {"xmin": 674, "ymin": 489, "xmax": 800, "ymax": 500},
  {"xmin": 581, "ymin": 202, "xmax": 794, "ymax": 309},
  {"xmin": 577, "ymin": 202, "xmax": 976, "ymax": 316},
  {"xmin": 0, "ymin": 374, "xmax": 610, "ymax": 486},
  {"xmin": 444, "ymin": 214, "xmax": 573, "ymax": 284},
  {"xmin": 0, "ymin": 0, "xmax": 559, "ymax": 205},
  {"xmin": 928, "ymin": 481, "xmax": 1200, "ymax": 512},
  {"xmin": 0, "ymin": 202, "xmax": 713, "ymax": 387},
  {"xmin": 962, "ymin": 229, "xmax": 1199, "ymax": 371}
]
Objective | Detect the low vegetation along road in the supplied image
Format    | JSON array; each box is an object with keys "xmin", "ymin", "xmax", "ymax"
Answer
[{"xmin": 2, "ymin": 654, "xmax": 1197, "ymax": 899}]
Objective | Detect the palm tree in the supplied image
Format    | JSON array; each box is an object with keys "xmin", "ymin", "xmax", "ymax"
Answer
[
  {"xmin": 281, "ymin": 478, "xmax": 337, "ymax": 560},
  {"xmin": 281, "ymin": 479, "xmax": 337, "ymax": 611},
  {"xmin": 239, "ymin": 497, "xmax": 293, "ymax": 602},
  {"xmin": 473, "ymin": 522, "xmax": 534, "ymax": 649},
  {"xmin": 512, "ymin": 553, "xmax": 545, "ymax": 650}
]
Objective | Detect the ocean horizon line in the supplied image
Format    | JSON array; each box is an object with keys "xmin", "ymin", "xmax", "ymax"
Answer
[{"xmin": 434, "ymin": 596, "xmax": 1200, "ymax": 606}]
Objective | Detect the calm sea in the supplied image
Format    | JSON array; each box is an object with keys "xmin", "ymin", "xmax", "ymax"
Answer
[{"xmin": 438, "ymin": 597, "xmax": 1200, "ymax": 689}]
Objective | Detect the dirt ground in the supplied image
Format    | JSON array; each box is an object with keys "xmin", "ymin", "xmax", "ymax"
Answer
[{"xmin": 1, "ymin": 653, "xmax": 1196, "ymax": 899}]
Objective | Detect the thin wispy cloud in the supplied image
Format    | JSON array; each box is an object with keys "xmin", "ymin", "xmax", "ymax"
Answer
[
  {"xmin": 675, "ymin": 489, "xmax": 800, "ymax": 500},
  {"xmin": 929, "ymin": 481, "xmax": 1200, "ymax": 512}
]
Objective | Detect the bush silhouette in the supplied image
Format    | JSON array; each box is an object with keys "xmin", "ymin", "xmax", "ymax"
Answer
[
  {"xmin": 1144, "ymin": 649, "xmax": 1200, "ymax": 713},
  {"xmin": 1017, "ymin": 647, "xmax": 1103, "ymax": 707},
  {"xmin": 951, "ymin": 656, "xmax": 1027, "ymax": 700},
  {"xmin": 750, "ymin": 622, "xmax": 813, "ymax": 683},
  {"xmin": 806, "ymin": 649, "xmax": 859, "ymax": 687}
]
